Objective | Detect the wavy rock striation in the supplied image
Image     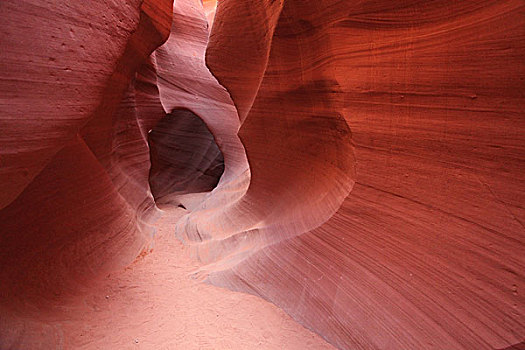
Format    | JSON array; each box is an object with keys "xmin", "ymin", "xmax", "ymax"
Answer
[
  {"xmin": 0, "ymin": 0, "xmax": 524, "ymax": 349},
  {"xmin": 203, "ymin": 1, "xmax": 525, "ymax": 349}
]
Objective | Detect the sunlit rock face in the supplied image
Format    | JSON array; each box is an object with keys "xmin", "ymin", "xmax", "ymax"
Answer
[
  {"xmin": 202, "ymin": 0, "xmax": 218, "ymax": 26},
  {"xmin": 1, "ymin": 0, "xmax": 524, "ymax": 349}
]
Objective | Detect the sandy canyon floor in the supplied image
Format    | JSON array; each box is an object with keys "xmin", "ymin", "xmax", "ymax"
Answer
[{"xmin": 2, "ymin": 207, "xmax": 333, "ymax": 349}]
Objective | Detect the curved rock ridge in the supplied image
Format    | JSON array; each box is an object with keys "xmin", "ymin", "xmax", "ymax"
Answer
[{"xmin": 176, "ymin": 0, "xmax": 356, "ymax": 274}]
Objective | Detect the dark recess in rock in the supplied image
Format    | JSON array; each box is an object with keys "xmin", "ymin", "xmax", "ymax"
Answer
[{"xmin": 148, "ymin": 108, "xmax": 225, "ymax": 204}]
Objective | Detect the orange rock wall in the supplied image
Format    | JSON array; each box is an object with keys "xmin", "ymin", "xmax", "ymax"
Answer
[{"xmin": 204, "ymin": 1, "xmax": 525, "ymax": 348}]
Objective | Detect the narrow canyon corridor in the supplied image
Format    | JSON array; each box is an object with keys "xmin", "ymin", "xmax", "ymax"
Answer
[{"xmin": 0, "ymin": 0, "xmax": 524, "ymax": 349}]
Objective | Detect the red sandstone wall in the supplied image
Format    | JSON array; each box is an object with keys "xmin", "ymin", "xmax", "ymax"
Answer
[
  {"xmin": 0, "ymin": 0, "xmax": 173, "ymax": 307},
  {"xmin": 202, "ymin": 1, "xmax": 525, "ymax": 349}
]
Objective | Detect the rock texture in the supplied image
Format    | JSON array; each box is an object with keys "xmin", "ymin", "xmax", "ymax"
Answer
[
  {"xmin": 202, "ymin": 1, "xmax": 525, "ymax": 349},
  {"xmin": 0, "ymin": 0, "xmax": 173, "ymax": 307},
  {"xmin": 1, "ymin": 0, "xmax": 524, "ymax": 349}
]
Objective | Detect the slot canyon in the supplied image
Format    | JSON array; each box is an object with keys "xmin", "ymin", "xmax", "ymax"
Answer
[{"xmin": 0, "ymin": 0, "xmax": 524, "ymax": 349}]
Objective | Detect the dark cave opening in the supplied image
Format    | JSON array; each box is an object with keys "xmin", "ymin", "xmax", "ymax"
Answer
[{"xmin": 147, "ymin": 108, "xmax": 225, "ymax": 205}]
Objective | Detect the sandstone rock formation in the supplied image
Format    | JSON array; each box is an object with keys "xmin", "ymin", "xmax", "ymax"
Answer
[
  {"xmin": 0, "ymin": 0, "xmax": 172, "ymax": 307},
  {"xmin": 0, "ymin": 0, "xmax": 523, "ymax": 349},
  {"xmin": 204, "ymin": 1, "xmax": 525, "ymax": 349}
]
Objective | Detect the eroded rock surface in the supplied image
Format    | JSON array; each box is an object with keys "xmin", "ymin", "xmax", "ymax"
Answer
[{"xmin": 203, "ymin": 1, "xmax": 525, "ymax": 349}]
